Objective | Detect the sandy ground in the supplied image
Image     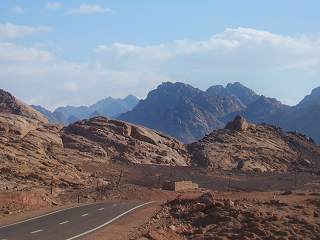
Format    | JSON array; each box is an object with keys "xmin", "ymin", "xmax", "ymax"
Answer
[{"xmin": 1, "ymin": 162, "xmax": 320, "ymax": 239}]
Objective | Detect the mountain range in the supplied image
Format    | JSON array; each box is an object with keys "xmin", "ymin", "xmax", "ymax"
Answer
[
  {"xmin": 32, "ymin": 95, "xmax": 139, "ymax": 125},
  {"xmin": 30, "ymin": 81, "xmax": 320, "ymax": 144},
  {"xmin": 119, "ymin": 82, "xmax": 320, "ymax": 143},
  {"xmin": 1, "ymin": 88, "xmax": 319, "ymax": 176}
]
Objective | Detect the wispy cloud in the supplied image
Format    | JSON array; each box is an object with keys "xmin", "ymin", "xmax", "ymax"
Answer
[
  {"xmin": 0, "ymin": 23, "xmax": 53, "ymax": 39},
  {"xmin": 68, "ymin": 3, "xmax": 111, "ymax": 15},
  {"xmin": 12, "ymin": 5, "xmax": 27, "ymax": 14},
  {"xmin": 0, "ymin": 42, "xmax": 52, "ymax": 62},
  {"xmin": 46, "ymin": 2, "xmax": 63, "ymax": 10}
]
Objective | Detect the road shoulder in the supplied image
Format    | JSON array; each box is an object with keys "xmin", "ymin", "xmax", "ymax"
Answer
[{"xmin": 82, "ymin": 202, "xmax": 162, "ymax": 240}]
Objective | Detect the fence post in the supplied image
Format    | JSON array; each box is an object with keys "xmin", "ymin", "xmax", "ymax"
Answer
[
  {"xmin": 117, "ymin": 170, "xmax": 123, "ymax": 188},
  {"xmin": 50, "ymin": 177, "xmax": 53, "ymax": 195},
  {"xmin": 228, "ymin": 174, "xmax": 231, "ymax": 191}
]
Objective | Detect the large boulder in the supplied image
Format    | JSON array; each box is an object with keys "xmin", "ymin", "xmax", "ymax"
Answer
[{"xmin": 225, "ymin": 115, "xmax": 250, "ymax": 131}]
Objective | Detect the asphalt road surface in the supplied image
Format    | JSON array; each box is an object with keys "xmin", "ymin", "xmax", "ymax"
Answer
[{"xmin": 0, "ymin": 201, "xmax": 152, "ymax": 240}]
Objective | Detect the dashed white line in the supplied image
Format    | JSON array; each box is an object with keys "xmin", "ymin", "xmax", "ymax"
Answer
[
  {"xmin": 59, "ymin": 221, "xmax": 70, "ymax": 225},
  {"xmin": 81, "ymin": 213, "xmax": 89, "ymax": 217},
  {"xmin": 65, "ymin": 201, "xmax": 154, "ymax": 240},
  {"xmin": 98, "ymin": 208, "xmax": 104, "ymax": 211},
  {"xmin": 30, "ymin": 229, "xmax": 43, "ymax": 234},
  {"xmin": 0, "ymin": 202, "xmax": 93, "ymax": 230}
]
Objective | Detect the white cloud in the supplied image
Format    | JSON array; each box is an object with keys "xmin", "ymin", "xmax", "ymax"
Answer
[
  {"xmin": 68, "ymin": 4, "xmax": 111, "ymax": 15},
  {"xmin": 0, "ymin": 43, "xmax": 52, "ymax": 62},
  {"xmin": 1, "ymin": 27, "xmax": 320, "ymax": 109},
  {"xmin": 46, "ymin": 2, "xmax": 62, "ymax": 9},
  {"xmin": 0, "ymin": 23, "xmax": 53, "ymax": 39},
  {"xmin": 12, "ymin": 5, "xmax": 26, "ymax": 14},
  {"xmin": 95, "ymin": 27, "xmax": 320, "ymax": 74}
]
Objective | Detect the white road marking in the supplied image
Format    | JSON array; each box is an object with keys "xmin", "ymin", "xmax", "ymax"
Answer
[
  {"xmin": 0, "ymin": 203, "xmax": 93, "ymax": 230},
  {"xmin": 59, "ymin": 221, "xmax": 70, "ymax": 225},
  {"xmin": 65, "ymin": 201, "xmax": 154, "ymax": 240},
  {"xmin": 98, "ymin": 208, "xmax": 104, "ymax": 211},
  {"xmin": 30, "ymin": 229, "xmax": 43, "ymax": 234},
  {"xmin": 81, "ymin": 213, "xmax": 89, "ymax": 217}
]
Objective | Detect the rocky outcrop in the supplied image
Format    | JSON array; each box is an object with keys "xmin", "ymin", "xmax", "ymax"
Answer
[
  {"xmin": 62, "ymin": 116, "xmax": 190, "ymax": 166},
  {"xmin": 224, "ymin": 115, "xmax": 250, "ymax": 131},
  {"xmin": 0, "ymin": 113, "xmax": 90, "ymax": 191},
  {"xmin": 0, "ymin": 89, "xmax": 48, "ymax": 123},
  {"xmin": 188, "ymin": 116, "xmax": 320, "ymax": 173}
]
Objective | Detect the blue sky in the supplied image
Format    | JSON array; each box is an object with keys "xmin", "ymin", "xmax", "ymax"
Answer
[{"xmin": 0, "ymin": 1, "xmax": 320, "ymax": 109}]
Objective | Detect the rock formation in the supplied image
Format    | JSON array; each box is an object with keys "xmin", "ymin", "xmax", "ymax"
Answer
[
  {"xmin": 62, "ymin": 117, "xmax": 190, "ymax": 166},
  {"xmin": 188, "ymin": 116, "xmax": 320, "ymax": 173}
]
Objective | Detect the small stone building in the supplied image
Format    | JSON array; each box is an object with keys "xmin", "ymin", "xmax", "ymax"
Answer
[{"xmin": 162, "ymin": 181, "xmax": 199, "ymax": 192}]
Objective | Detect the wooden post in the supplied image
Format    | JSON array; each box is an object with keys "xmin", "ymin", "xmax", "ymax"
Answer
[
  {"xmin": 77, "ymin": 194, "xmax": 80, "ymax": 204},
  {"xmin": 228, "ymin": 174, "xmax": 231, "ymax": 191},
  {"xmin": 117, "ymin": 170, "xmax": 123, "ymax": 188},
  {"xmin": 50, "ymin": 177, "xmax": 53, "ymax": 195}
]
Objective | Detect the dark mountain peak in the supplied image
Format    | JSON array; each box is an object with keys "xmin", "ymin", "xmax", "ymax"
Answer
[
  {"xmin": 146, "ymin": 82, "xmax": 201, "ymax": 103},
  {"xmin": 206, "ymin": 85, "xmax": 229, "ymax": 96},
  {"xmin": 226, "ymin": 81, "xmax": 246, "ymax": 89},
  {"xmin": 298, "ymin": 86, "xmax": 320, "ymax": 108},
  {"xmin": 156, "ymin": 81, "xmax": 200, "ymax": 93},
  {"xmin": 119, "ymin": 82, "xmax": 248, "ymax": 143},
  {"xmin": 226, "ymin": 82, "xmax": 259, "ymax": 105}
]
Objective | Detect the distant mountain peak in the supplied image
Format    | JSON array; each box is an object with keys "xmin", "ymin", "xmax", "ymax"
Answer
[
  {"xmin": 298, "ymin": 86, "xmax": 320, "ymax": 108},
  {"xmin": 225, "ymin": 82, "xmax": 259, "ymax": 105},
  {"xmin": 31, "ymin": 94, "xmax": 139, "ymax": 125}
]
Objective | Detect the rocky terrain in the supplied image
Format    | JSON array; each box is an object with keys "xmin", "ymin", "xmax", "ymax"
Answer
[
  {"xmin": 188, "ymin": 116, "xmax": 320, "ymax": 173},
  {"xmin": 1, "ymin": 88, "xmax": 320, "ymax": 222},
  {"xmin": 62, "ymin": 116, "xmax": 190, "ymax": 166},
  {"xmin": 0, "ymin": 89, "xmax": 189, "ymax": 194},
  {"xmin": 136, "ymin": 191, "xmax": 320, "ymax": 240}
]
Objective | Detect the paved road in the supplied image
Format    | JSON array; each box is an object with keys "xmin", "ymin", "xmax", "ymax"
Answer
[{"xmin": 0, "ymin": 201, "xmax": 152, "ymax": 240}]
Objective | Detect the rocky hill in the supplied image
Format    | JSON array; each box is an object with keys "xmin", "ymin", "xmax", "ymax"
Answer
[
  {"xmin": 119, "ymin": 82, "xmax": 254, "ymax": 143},
  {"xmin": 0, "ymin": 89, "xmax": 48, "ymax": 123},
  {"xmin": 62, "ymin": 116, "xmax": 190, "ymax": 166},
  {"xmin": 188, "ymin": 116, "xmax": 320, "ymax": 173},
  {"xmin": 0, "ymin": 89, "xmax": 190, "ymax": 193}
]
